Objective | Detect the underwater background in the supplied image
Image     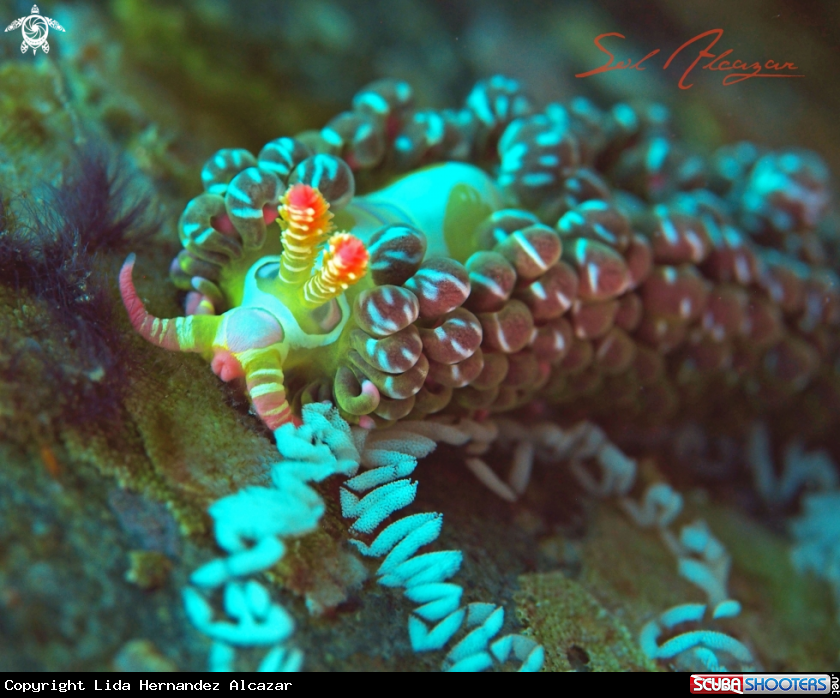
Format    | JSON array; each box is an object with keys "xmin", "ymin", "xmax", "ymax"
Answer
[{"xmin": 1, "ymin": 0, "xmax": 839, "ymax": 672}]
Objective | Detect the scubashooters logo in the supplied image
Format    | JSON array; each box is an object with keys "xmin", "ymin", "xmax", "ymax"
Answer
[
  {"xmin": 690, "ymin": 674, "xmax": 831, "ymax": 694},
  {"xmin": 4, "ymin": 5, "xmax": 64, "ymax": 54}
]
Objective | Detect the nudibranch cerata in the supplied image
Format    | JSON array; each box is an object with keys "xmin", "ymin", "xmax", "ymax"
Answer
[{"xmin": 121, "ymin": 75, "xmax": 838, "ymax": 438}]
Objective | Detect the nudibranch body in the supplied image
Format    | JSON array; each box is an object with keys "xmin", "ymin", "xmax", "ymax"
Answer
[
  {"xmin": 118, "ymin": 75, "xmax": 839, "ymax": 675},
  {"xmin": 123, "ymin": 76, "xmax": 839, "ymax": 441}
]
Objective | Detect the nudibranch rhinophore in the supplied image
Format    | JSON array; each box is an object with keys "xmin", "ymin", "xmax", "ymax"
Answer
[{"xmin": 121, "ymin": 75, "xmax": 839, "ymax": 437}]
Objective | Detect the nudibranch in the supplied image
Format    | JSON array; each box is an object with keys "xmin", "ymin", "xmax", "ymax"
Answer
[
  {"xmin": 122, "ymin": 75, "xmax": 839, "ymax": 443},
  {"xmin": 119, "ymin": 75, "xmax": 839, "ymax": 674}
]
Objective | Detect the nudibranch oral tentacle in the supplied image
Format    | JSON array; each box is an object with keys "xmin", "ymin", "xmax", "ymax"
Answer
[
  {"xmin": 121, "ymin": 254, "xmax": 221, "ymax": 353},
  {"xmin": 121, "ymin": 254, "xmax": 295, "ymax": 429}
]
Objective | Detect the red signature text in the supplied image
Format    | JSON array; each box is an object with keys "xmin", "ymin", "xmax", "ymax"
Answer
[{"xmin": 576, "ymin": 29, "xmax": 803, "ymax": 88}]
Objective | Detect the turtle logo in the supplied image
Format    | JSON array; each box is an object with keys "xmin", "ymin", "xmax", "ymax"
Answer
[{"xmin": 5, "ymin": 5, "xmax": 64, "ymax": 55}]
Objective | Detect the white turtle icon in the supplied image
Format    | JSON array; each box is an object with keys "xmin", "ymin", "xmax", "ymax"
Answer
[{"xmin": 5, "ymin": 5, "xmax": 64, "ymax": 54}]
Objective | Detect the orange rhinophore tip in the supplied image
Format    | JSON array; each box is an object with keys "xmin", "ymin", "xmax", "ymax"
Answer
[
  {"xmin": 329, "ymin": 233, "xmax": 369, "ymax": 282},
  {"xmin": 281, "ymin": 184, "xmax": 332, "ymax": 233},
  {"xmin": 278, "ymin": 184, "xmax": 333, "ymax": 286},
  {"xmin": 302, "ymin": 233, "xmax": 369, "ymax": 308}
]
